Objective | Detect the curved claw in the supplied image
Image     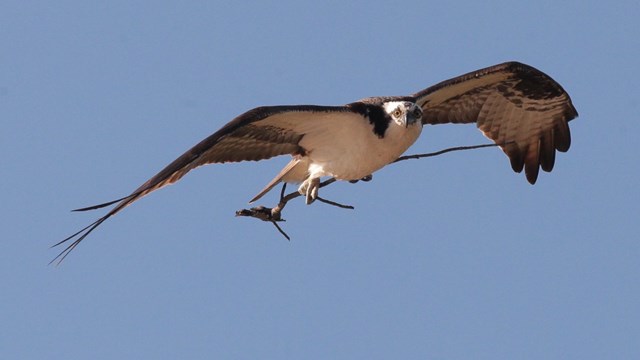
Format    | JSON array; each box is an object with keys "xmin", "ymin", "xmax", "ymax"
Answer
[
  {"xmin": 298, "ymin": 178, "xmax": 320, "ymax": 204},
  {"xmin": 348, "ymin": 174, "xmax": 373, "ymax": 184}
]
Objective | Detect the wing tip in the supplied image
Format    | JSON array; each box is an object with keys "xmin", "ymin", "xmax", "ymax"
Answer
[
  {"xmin": 50, "ymin": 216, "xmax": 109, "ymax": 265},
  {"xmin": 72, "ymin": 195, "xmax": 133, "ymax": 212}
]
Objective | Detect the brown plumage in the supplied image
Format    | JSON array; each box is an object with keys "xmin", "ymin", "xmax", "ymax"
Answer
[{"xmin": 414, "ymin": 62, "xmax": 577, "ymax": 184}]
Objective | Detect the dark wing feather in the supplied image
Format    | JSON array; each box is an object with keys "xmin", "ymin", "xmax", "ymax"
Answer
[
  {"xmin": 52, "ymin": 105, "xmax": 351, "ymax": 263},
  {"xmin": 413, "ymin": 61, "xmax": 578, "ymax": 184}
]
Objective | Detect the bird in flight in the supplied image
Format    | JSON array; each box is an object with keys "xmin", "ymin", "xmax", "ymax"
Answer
[{"xmin": 53, "ymin": 61, "xmax": 578, "ymax": 263}]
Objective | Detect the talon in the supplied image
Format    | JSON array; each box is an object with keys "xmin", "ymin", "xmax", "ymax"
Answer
[
  {"xmin": 305, "ymin": 185, "xmax": 313, "ymax": 204},
  {"xmin": 299, "ymin": 178, "xmax": 320, "ymax": 205},
  {"xmin": 349, "ymin": 174, "xmax": 373, "ymax": 183},
  {"xmin": 306, "ymin": 178, "xmax": 320, "ymax": 204}
]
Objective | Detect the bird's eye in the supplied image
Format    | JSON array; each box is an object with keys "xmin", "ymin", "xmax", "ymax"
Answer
[{"xmin": 392, "ymin": 108, "xmax": 403, "ymax": 118}]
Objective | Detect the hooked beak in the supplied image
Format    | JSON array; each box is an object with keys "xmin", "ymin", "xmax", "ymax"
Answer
[{"xmin": 407, "ymin": 103, "xmax": 423, "ymax": 127}]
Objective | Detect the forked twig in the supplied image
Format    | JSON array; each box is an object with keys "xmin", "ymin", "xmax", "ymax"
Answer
[{"xmin": 236, "ymin": 142, "xmax": 505, "ymax": 239}]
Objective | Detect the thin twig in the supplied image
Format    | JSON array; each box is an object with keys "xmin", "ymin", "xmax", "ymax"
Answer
[
  {"xmin": 315, "ymin": 196, "xmax": 355, "ymax": 209},
  {"xmin": 393, "ymin": 143, "xmax": 503, "ymax": 163},
  {"xmin": 270, "ymin": 220, "xmax": 290, "ymax": 240}
]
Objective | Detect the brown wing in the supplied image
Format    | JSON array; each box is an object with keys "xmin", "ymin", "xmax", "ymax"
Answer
[
  {"xmin": 52, "ymin": 104, "xmax": 357, "ymax": 264},
  {"xmin": 413, "ymin": 61, "xmax": 578, "ymax": 184}
]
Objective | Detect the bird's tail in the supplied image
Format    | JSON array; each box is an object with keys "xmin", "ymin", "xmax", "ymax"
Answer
[{"xmin": 249, "ymin": 158, "xmax": 301, "ymax": 203}]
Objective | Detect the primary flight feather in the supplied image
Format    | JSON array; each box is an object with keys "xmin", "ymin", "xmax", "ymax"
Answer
[{"xmin": 53, "ymin": 61, "xmax": 578, "ymax": 263}]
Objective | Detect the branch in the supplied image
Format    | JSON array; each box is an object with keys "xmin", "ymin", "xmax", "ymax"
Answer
[
  {"xmin": 236, "ymin": 142, "xmax": 504, "ymax": 239},
  {"xmin": 235, "ymin": 180, "xmax": 343, "ymax": 240}
]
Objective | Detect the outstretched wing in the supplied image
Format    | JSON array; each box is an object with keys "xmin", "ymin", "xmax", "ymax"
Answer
[
  {"xmin": 52, "ymin": 104, "xmax": 360, "ymax": 264},
  {"xmin": 413, "ymin": 61, "xmax": 578, "ymax": 184}
]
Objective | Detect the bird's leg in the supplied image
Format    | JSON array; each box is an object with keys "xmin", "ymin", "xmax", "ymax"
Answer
[
  {"xmin": 298, "ymin": 178, "xmax": 320, "ymax": 205},
  {"xmin": 308, "ymin": 179, "xmax": 319, "ymax": 203},
  {"xmin": 297, "ymin": 177, "xmax": 353, "ymax": 209}
]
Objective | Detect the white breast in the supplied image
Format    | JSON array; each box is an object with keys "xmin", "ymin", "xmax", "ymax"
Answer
[{"xmin": 299, "ymin": 118, "xmax": 423, "ymax": 181}]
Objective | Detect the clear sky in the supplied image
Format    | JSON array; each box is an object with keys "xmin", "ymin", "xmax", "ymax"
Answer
[{"xmin": 3, "ymin": 1, "xmax": 639, "ymax": 359}]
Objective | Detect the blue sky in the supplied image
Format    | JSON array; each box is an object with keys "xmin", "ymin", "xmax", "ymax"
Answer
[{"xmin": 2, "ymin": 1, "xmax": 639, "ymax": 359}]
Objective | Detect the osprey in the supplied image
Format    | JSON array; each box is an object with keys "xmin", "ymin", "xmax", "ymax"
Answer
[{"xmin": 53, "ymin": 61, "xmax": 578, "ymax": 262}]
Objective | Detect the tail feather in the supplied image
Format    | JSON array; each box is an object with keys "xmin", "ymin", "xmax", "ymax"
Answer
[{"xmin": 249, "ymin": 158, "xmax": 301, "ymax": 203}]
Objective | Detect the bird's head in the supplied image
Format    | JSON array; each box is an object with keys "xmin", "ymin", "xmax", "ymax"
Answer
[{"xmin": 384, "ymin": 101, "xmax": 423, "ymax": 128}]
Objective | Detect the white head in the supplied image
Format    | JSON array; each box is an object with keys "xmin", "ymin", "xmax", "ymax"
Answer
[{"xmin": 383, "ymin": 101, "xmax": 423, "ymax": 128}]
